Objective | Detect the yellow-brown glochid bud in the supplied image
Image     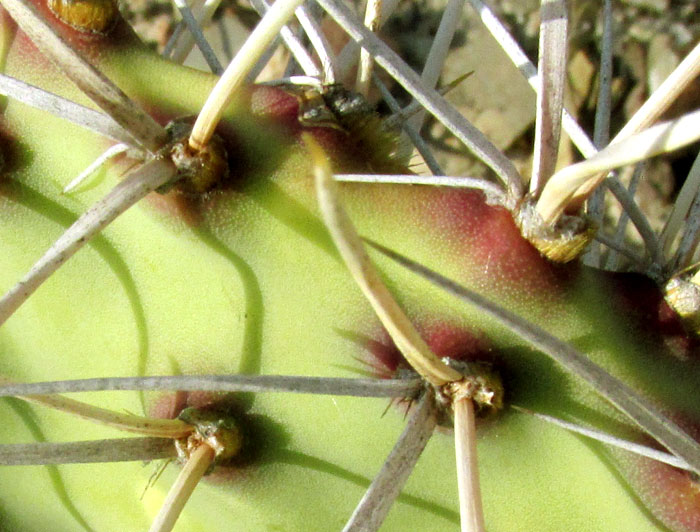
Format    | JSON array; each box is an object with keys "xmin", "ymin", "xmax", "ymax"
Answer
[{"xmin": 48, "ymin": 0, "xmax": 118, "ymax": 34}]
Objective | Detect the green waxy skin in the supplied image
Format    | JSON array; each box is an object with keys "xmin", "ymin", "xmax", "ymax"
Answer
[{"xmin": 1, "ymin": 5, "xmax": 699, "ymax": 531}]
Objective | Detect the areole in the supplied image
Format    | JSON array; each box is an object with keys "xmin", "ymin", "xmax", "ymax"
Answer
[{"xmin": 47, "ymin": 0, "xmax": 118, "ymax": 34}]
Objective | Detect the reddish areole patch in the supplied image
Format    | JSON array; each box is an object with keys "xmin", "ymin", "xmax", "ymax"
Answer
[
  {"xmin": 361, "ymin": 320, "xmax": 494, "ymax": 378},
  {"xmin": 613, "ymin": 415, "xmax": 700, "ymax": 532}
]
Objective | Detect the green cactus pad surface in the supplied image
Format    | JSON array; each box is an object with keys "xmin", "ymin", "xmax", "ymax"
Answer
[{"xmin": 1, "ymin": 5, "xmax": 699, "ymax": 532}]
